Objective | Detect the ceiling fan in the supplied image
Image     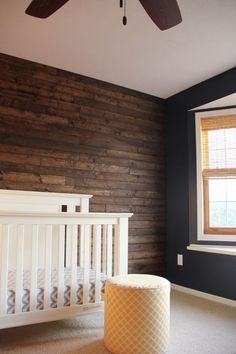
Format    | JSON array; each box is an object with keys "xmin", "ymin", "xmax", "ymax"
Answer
[{"xmin": 25, "ymin": 0, "xmax": 182, "ymax": 31}]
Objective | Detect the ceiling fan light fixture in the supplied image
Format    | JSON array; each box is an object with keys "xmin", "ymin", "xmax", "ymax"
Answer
[
  {"xmin": 122, "ymin": 0, "xmax": 127, "ymax": 26},
  {"xmin": 25, "ymin": 0, "xmax": 70, "ymax": 19},
  {"xmin": 139, "ymin": 0, "xmax": 182, "ymax": 30},
  {"xmin": 25, "ymin": 0, "xmax": 182, "ymax": 31}
]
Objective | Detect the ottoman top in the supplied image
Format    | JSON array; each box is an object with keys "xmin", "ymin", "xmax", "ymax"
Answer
[{"xmin": 107, "ymin": 274, "xmax": 170, "ymax": 290}]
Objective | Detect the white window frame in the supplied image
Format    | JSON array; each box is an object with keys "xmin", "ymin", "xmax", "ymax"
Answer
[{"xmin": 195, "ymin": 108, "xmax": 236, "ymax": 242}]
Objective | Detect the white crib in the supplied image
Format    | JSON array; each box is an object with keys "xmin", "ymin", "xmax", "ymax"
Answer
[{"xmin": 0, "ymin": 190, "xmax": 132, "ymax": 329}]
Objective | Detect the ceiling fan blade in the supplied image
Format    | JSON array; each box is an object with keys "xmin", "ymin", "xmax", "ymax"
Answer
[
  {"xmin": 25, "ymin": 0, "xmax": 70, "ymax": 19},
  {"xmin": 139, "ymin": 0, "xmax": 182, "ymax": 30}
]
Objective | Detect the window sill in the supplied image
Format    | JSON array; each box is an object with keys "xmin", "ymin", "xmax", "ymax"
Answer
[
  {"xmin": 198, "ymin": 233, "xmax": 236, "ymax": 242},
  {"xmin": 187, "ymin": 244, "xmax": 236, "ymax": 256}
]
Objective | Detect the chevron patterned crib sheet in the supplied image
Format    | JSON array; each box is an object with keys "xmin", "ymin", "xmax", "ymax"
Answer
[{"xmin": 7, "ymin": 268, "xmax": 106, "ymax": 314}]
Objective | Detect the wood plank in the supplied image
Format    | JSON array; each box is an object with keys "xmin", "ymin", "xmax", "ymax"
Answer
[{"xmin": 0, "ymin": 52, "xmax": 166, "ymax": 276}]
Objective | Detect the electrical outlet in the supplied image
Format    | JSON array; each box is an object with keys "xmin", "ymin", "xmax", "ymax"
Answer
[{"xmin": 177, "ymin": 254, "xmax": 183, "ymax": 266}]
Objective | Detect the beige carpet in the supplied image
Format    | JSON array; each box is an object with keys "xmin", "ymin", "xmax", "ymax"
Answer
[{"xmin": 0, "ymin": 290, "xmax": 235, "ymax": 354}]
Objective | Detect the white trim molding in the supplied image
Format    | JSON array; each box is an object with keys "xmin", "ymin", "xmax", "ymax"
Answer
[
  {"xmin": 172, "ymin": 284, "xmax": 236, "ymax": 308},
  {"xmin": 187, "ymin": 244, "xmax": 236, "ymax": 256},
  {"xmin": 195, "ymin": 108, "xmax": 236, "ymax": 242}
]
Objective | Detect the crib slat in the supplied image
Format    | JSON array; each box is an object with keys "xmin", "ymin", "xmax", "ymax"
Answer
[
  {"xmin": 0, "ymin": 224, "xmax": 10, "ymax": 314},
  {"xmin": 106, "ymin": 224, "xmax": 113, "ymax": 278},
  {"xmin": 57, "ymin": 225, "xmax": 65, "ymax": 308},
  {"xmin": 79, "ymin": 225, "xmax": 84, "ymax": 267},
  {"xmin": 83, "ymin": 225, "xmax": 91, "ymax": 304},
  {"xmin": 69, "ymin": 224, "xmax": 78, "ymax": 306},
  {"xmin": 114, "ymin": 218, "xmax": 128, "ymax": 275},
  {"xmin": 0, "ymin": 225, "xmax": 3, "ymax": 313},
  {"xmin": 44, "ymin": 224, "xmax": 52, "ymax": 310},
  {"xmin": 114, "ymin": 224, "xmax": 119, "ymax": 276},
  {"xmin": 93, "ymin": 225, "xmax": 101, "ymax": 303},
  {"xmin": 15, "ymin": 225, "xmax": 24, "ymax": 313},
  {"xmin": 65, "ymin": 225, "xmax": 72, "ymax": 267},
  {"xmin": 80, "ymin": 197, "xmax": 89, "ymax": 212},
  {"xmin": 0, "ymin": 225, "xmax": 2, "ymax": 272},
  {"xmin": 30, "ymin": 225, "xmax": 38, "ymax": 311},
  {"xmin": 102, "ymin": 225, "xmax": 107, "ymax": 274}
]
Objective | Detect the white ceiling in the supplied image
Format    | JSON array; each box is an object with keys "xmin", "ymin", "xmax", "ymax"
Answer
[
  {"xmin": 0, "ymin": 0, "xmax": 236, "ymax": 98},
  {"xmin": 193, "ymin": 93, "xmax": 236, "ymax": 110}
]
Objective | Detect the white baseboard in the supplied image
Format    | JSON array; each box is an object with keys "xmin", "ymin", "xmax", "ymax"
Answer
[{"xmin": 172, "ymin": 284, "xmax": 236, "ymax": 308}]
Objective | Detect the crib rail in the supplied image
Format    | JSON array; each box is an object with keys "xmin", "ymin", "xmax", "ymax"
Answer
[
  {"xmin": 0, "ymin": 212, "xmax": 132, "ymax": 325},
  {"xmin": 0, "ymin": 189, "xmax": 92, "ymax": 213}
]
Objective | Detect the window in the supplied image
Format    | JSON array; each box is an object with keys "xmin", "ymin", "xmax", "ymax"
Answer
[{"xmin": 195, "ymin": 108, "xmax": 236, "ymax": 242}]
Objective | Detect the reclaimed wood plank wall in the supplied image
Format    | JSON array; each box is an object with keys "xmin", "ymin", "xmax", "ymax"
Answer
[{"xmin": 0, "ymin": 53, "xmax": 166, "ymax": 275}]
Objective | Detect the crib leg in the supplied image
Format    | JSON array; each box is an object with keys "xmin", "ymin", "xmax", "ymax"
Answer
[{"xmin": 114, "ymin": 217, "xmax": 128, "ymax": 276}]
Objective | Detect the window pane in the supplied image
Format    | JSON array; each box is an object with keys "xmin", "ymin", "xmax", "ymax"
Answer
[
  {"xmin": 208, "ymin": 149, "xmax": 225, "ymax": 168},
  {"xmin": 209, "ymin": 178, "xmax": 236, "ymax": 228},
  {"xmin": 226, "ymin": 179, "xmax": 236, "ymax": 201},
  {"xmin": 207, "ymin": 128, "xmax": 236, "ymax": 169},
  {"xmin": 225, "ymin": 148, "xmax": 236, "ymax": 168},
  {"xmin": 208, "ymin": 130, "xmax": 225, "ymax": 150},
  {"xmin": 226, "ymin": 202, "xmax": 236, "ymax": 227},
  {"xmin": 209, "ymin": 179, "xmax": 226, "ymax": 202},
  {"xmin": 225, "ymin": 128, "xmax": 236, "ymax": 149},
  {"xmin": 209, "ymin": 202, "xmax": 226, "ymax": 227}
]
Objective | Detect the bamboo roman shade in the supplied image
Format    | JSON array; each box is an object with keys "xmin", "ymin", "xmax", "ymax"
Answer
[{"xmin": 201, "ymin": 114, "xmax": 236, "ymax": 177}]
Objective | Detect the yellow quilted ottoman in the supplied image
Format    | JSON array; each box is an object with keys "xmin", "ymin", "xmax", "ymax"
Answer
[{"xmin": 104, "ymin": 274, "xmax": 170, "ymax": 354}]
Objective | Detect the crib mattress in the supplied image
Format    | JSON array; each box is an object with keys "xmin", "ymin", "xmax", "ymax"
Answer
[{"xmin": 6, "ymin": 268, "xmax": 106, "ymax": 314}]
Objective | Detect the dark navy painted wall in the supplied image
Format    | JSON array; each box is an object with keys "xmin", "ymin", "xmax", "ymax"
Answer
[{"xmin": 166, "ymin": 68, "xmax": 236, "ymax": 300}]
